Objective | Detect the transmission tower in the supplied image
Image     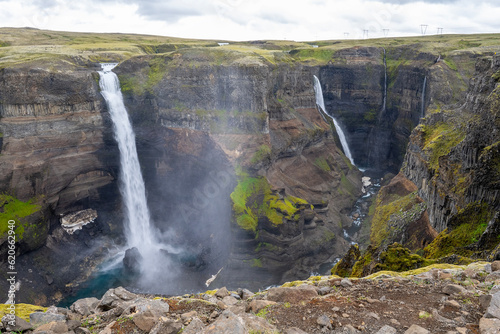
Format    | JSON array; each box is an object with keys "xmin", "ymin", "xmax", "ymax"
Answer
[
  {"xmin": 420, "ymin": 24, "xmax": 428, "ymax": 35},
  {"xmin": 383, "ymin": 29, "xmax": 389, "ymax": 37},
  {"xmin": 344, "ymin": 32, "xmax": 349, "ymax": 38},
  {"xmin": 437, "ymin": 27, "xmax": 443, "ymax": 35},
  {"xmin": 363, "ymin": 29, "xmax": 369, "ymax": 39}
]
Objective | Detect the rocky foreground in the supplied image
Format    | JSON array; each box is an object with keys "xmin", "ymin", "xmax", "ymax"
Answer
[{"xmin": 2, "ymin": 262, "xmax": 500, "ymax": 334}]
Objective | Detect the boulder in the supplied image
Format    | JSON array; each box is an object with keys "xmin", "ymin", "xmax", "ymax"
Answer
[
  {"xmin": 123, "ymin": 247, "xmax": 143, "ymax": 274},
  {"xmin": 442, "ymin": 284, "xmax": 467, "ymax": 295},
  {"xmin": 149, "ymin": 317, "xmax": 183, "ymax": 334},
  {"xmin": 240, "ymin": 312, "xmax": 278, "ymax": 333},
  {"xmin": 221, "ymin": 296, "xmax": 238, "ymax": 306},
  {"xmin": 237, "ymin": 288, "xmax": 254, "ymax": 300},
  {"xmin": 183, "ymin": 317, "xmax": 205, "ymax": 334},
  {"xmin": 98, "ymin": 287, "xmax": 137, "ymax": 311},
  {"xmin": 201, "ymin": 310, "xmax": 245, "ymax": 334},
  {"xmin": 479, "ymin": 317, "xmax": 500, "ymax": 334},
  {"xmin": 375, "ymin": 325, "xmax": 397, "ymax": 334},
  {"xmin": 266, "ymin": 285, "xmax": 318, "ymax": 303},
  {"xmin": 491, "ymin": 261, "xmax": 500, "ymax": 272},
  {"xmin": 404, "ymin": 325, "xmax": 430, "ymax": 334},
  {"xmin": 71, "ymin": 297, "xmax": 99, "ymax": 317},
  {"xmin": 480, "ymin": 295, "xmax": 493, "ymax": 312},
  {"xmin": 316, "ymin": 314, "xmax": 331, "ymax": 327},
  {"xmin": 246, "ymin": 300, "xmax": 276, "ymax": 313},
  {"xmin": 1, "ymin": 315, "xmax": 32, "ymax": 332},
  {"xmin": 128, "ymin": 299, "xmax": 170, "ymax": 332},
  {"xmin": 341, "ymin": 278, "xmax": 353, "ymax": 287},
  {"xmin": 29, "ymin": 312, "xmax": 66, "ymax": 326},
  {"xmin": 485, "ymin": 292, "xmax": 500, "ymax": 319},
  {"xmin": 181, "ymin": 311, "xmax": 198, "ymax": 322},
  {"xmin": 32, "ymin": 321, "xmax": 68, "ymax": 334},
  {"xmin": 215, "ymin": 287, "xmax": 230, "ymax": 299}
]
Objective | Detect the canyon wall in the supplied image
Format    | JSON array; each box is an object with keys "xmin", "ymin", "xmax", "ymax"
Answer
[{"xmin": 0, "ymin": 41, "xmax": 490, "ymax": 302}]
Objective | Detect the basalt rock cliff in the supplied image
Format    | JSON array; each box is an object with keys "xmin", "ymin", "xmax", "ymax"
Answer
[
  {"xmin": 0, "ymin": 29, "xmax": 498, "ymax": 305},
  {"xmin": 333, "ymin": 53, "xmax": 500, "ymax": 278}
]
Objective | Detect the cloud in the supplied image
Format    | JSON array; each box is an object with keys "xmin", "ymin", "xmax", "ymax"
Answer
[{"xmin": 0, "ymin": 0, "xmax": 498, "ymax": 41}]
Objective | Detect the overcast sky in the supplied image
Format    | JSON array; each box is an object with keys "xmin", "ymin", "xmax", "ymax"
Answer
[{"xmin": 0, "ymin": 0, "xmax": 499, "ymax": 41}]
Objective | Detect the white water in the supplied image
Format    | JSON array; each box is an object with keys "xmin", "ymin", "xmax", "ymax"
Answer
[
  {"xmin": 313, "ymin": 75, "xmax": 355, "ymax": 165},
  {"xmin": 421, "ymin": 76, "xmax": 427, "ymax": 118},
  {"xmin": 381, "ymin": 48, "xmax": 387, "ymax": 113},
  {"xmin": 98, "ymin": 63, "xmax": 159, "ymax": 266}
]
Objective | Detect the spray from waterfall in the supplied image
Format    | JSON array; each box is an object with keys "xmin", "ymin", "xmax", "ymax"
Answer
[
  {"xmin": 98, "ymin": 63, "xmax": 160, "ymax": 275},
  {"xmin": 421, "ymin": 76, "xmax": 427, "ymax": 118},
  {"xmin": 313, "ymin": 75, "xmax": 355, "ymax": 166}
]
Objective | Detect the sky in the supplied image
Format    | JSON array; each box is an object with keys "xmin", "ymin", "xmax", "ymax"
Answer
[{"xmin": 0, "ymin": 0, "xmax": 499, "ymax": 41}]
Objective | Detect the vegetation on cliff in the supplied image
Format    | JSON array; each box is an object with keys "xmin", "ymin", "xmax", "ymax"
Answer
[
  {"xmin": 230, "ymin": 170, "xmax": 310, "ymax": 233},
  {"xmin": 0, "ymin": 194, "xmax": 42, "ymax": 240},
  {"xmin": 424, "ymin": 202, "xmax": 496, "ymax": 259}
]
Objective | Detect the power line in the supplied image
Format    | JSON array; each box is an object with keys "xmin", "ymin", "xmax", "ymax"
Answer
[{"xmin": 420, "ymin": 24, "xmax": 428, "ymax": 35}]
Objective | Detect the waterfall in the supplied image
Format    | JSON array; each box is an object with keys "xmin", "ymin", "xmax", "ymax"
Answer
[
  {"xmin": 381, "ymin": 48, "xmax": 387, "ymax": 113},
  {"xmin": 421, "ymin": 76, "xmax": 427, "ymax": 118},
  {"xmin": 313, "ymin": 75, "xmax": 355, "ymax": 165},
  {"xmin": 98, "ymin": 63, "xmax": 158, "ymax": 265}
]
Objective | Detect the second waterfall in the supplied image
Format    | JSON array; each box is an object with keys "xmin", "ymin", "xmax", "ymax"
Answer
[
  {"xmin": 98, "ymin": 63, "xmax": 160, "ymax": 275},
  {"xmin": 313, "ymin": 75, "xmax": 355, "ymax": 166}
]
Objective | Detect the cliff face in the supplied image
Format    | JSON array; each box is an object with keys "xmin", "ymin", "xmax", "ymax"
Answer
[
  {"xmin": 331, "ymin": 53, "xmax": 499, "ymax": 278},
  {"xmin": 0, "ymin": 64, "xmax": 120, "ymax": 249},
  {"xmin": 403, "ymin": 55, "xmax": 500, "ymax": 235},
  {"xmin": 115, "ymin": 56, "xmax": 363, "ymax": 287}
]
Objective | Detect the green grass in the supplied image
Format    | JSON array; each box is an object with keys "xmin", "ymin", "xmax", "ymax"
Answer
[
  {"xmin": 314, "ymin": 157, "xmax": 331, "ymax": 172},
  {"xmin": 1, "ymin": 28, "xmax": 499, "ymax": 69}
]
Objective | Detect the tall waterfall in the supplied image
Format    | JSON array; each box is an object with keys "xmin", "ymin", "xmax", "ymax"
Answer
[
  {"xmin": 421, "ymin": 76, "xmax": 427, "ymax": 118},
  {"xmin": 381, "ymin": 48, "xmax": 387, "ymax": 113},
  {"xmin": 98, "ymin": 63, "xmax": 158, "ymax": 265},
  {"xmin": 313, "ymin": 75, "xmax": 355, "ymax": 165}
]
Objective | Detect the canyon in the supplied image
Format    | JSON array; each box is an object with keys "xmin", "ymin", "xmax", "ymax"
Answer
[{"xmin": 0, "ymin": 28, "xmax": 499, "ymax": 306}]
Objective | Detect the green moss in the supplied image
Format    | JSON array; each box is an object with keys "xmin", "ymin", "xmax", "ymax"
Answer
[
  {"xmin": 374, "ymin": 243, "xmax": 425, "ymax": 272},
  {"xmin": 424, "ymin": 202, "xmax": 494, "ymax": 258},
  {"xmin": 0, "ymin": 303, "xmax": 46, "ymax": 322},
  {"xmin": 331, "ymin": 244, "xmax": 360, "ymax": 277},
  {"xmin": 230, "ymin": 171, "xmax": 310, "ymax": 233},
  {"xmin": 492, "ymin": 70, "xmax": 500, "ymax": 82},
  {"xmin": 363, "ymin": 111, "xmax": 377, "ymax": 122},
  {"xmin": 421, "ymin": 122, "xmax": 465, "ymax": 171},
  {"xmin": 370, "ymin": 192, "xmax": 419, "ymax": 248},
  {"xmin": 351, "ymin": 251, "xmax": 373, "ymax": 278},
  {"xmin": 251, "ymin": 258, "xmax": 263, "ymax": 267},
  {"xmin": 0, "ymin": 195, "xmax": 41, "ymax": 240},
  {"xmin": 250, "ymin": 145, "xmax": 271, "ymax": 165}
]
